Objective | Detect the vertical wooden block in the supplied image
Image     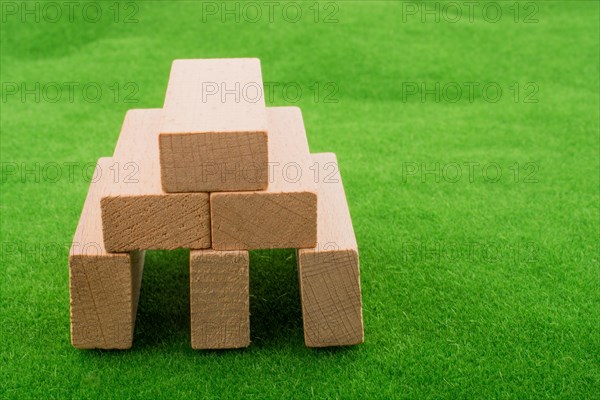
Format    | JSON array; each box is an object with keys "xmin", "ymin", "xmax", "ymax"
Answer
[
  {"xmin": 159, "ymin": 58, "xmax": 269, "ymax": 192},
  {"xmin": 69, "ymin": 159, "xmax": 145, "ymax": 349},
  {"xmin": 190, "ymin": 250, "xmax": 250, "ymax": 349},
  {"xmin": 101, "ymin": 109, "xmax": 211, "ymax": 252},
  {"xmin": 297, "ymin": 153, "xmax": 364, "ymax": 347},
  {"xmin": 211, "ymin": 106, "xmax": 317, "ymax": 250}
]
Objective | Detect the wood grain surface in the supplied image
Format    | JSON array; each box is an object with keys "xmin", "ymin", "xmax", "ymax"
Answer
[{"xmin": 190, "ymin": 250, "xmax": 250, "ymax": 349}]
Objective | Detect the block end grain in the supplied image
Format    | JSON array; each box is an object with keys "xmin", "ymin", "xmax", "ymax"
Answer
[
  {"xmin": 210, "ymin": 191, "xmax": 317, "ymax": 250},
  {"xmin": 69, "ymin": 253, "xmax": 144, "ymax": 349},
  {"xmin": 101, "ymin": 193, "xmax": 211, "ymax": 252},
  {"xmin": 190, "ymin": 250, "xmax": 250, "ymax": 349},
  {"xmin": 298, "ymin": 249, "xmax": 363, "ymax": 347},
  {"xmin": 159, "ymin": 130, "xmax": 268, "ymax": 193}
]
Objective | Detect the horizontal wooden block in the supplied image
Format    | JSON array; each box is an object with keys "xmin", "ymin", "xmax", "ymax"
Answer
[
  {"xmin": 297, "ymin": 153, "xmax": 364, "ymax": 347},
  {"xmin": 190, "ymin": 250, "xmax": 250, "ymax": 349},
  {"xmin": 159, "ymin": 58, "xmax": 269, "ymax": 192},
  {"xmin": 101, "ymin": 109, "xmax": 211, "ymax": 252},
  {"xmin": 211, "ymin": 106, "xmax": 317, "ymax": 250},
  {"xmin": 70, "ymin": 159, "xmax": 145, "ymax": 350}
]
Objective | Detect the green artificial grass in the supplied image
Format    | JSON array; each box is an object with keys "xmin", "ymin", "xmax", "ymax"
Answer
[{"xmin": 1, "ymin": 1, "xmax": 599, "ymax": 398}]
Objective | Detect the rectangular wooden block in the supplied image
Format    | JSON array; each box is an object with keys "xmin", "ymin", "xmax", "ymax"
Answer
[
  {"xmin": 101, "ymin": 109, "xmax": 211, "ymax": 252},
  {"xmin": 70, "ymin": 159, "xmax": 145, "ymax": 349},
  {"xmin": 159, "ymin": 58, "xmax": 269, "ymax": 192},
  {"xmin": 190, "ymin": 250, "xmax": 250, "ymax": 349},
  {"xmin": 211, "ymin": 106, "xmax": 317, "ymax": 250},
  {"xmin": 297, "ymin": 153, "xmax": 364, "ymax": 347}
]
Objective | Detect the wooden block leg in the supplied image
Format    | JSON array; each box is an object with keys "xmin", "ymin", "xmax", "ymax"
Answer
[
  {"xmin": 297, "ymin": 152, "xmax": 364, "ymax": 347},
  {"xmin": 69, "ymin": 251, "xmax": 144, "ymax": 349},
  {"xmin": 69, "ymin": 158, "xmax": 146, "ymax": 349},
  {"xmin": 190, "ymin": 250, "xmax": 250, "ymax": 349},
  {"xmin": 298, "ymin": 250, "xmax": 363, "ymax": 347}
]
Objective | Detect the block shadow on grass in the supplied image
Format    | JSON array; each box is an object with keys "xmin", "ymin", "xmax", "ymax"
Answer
[
  {"xmin": 248, "ymin": 249, "xmax": 304, "ymax": 347},
  {"xmin": 133, "ymin": 249, "xmax": 191, "ymax": 349}
]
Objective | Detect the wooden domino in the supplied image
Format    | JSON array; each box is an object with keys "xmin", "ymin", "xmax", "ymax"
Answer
[
  {"xmin": 69, "ymin": 158, "xmax": 145, "ymax": 349},
  {"xmin": 210, "ymin": 106, "xmax": 317, "ymax": 250},
  {"xmin": 100, "ymin": 109, "xmax": 211, "ymax": 252},
  {"xmin": 190, "ymin": 250, "xmax": 250, "ymax": 349},
  {"xmin": 159, "ymin": 58, "xmax": 269, "ymax": 192},
  {"xmin": 297, "ymin": 153, "xmax": 364, "ymax": 347}
]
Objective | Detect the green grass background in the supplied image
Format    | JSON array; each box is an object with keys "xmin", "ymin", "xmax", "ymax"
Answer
[{"xmin": 1, "ymin": 1, "xmax": 599, "ymax": 398}]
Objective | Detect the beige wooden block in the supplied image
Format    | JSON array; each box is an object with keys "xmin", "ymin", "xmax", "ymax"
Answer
[
  {"xmin": 69, "ymin": 159, "xmax": 145, "ymax": 349},
  {"xmin": 297, "ymin": 153, "xmax": 363, "ymax": 347},
  {"xmin": 211, "ymin": 106, "xmax": 317, "ymax": 250},
  {"xmin": 159, "ymin": 58, "xmax": 268, "ymax": 192},
  {"xmin": 190, "ymin": 250, "xmax": 250, "ymax": 349},
  {"xmin": 101, "ymin": 109, "xmax": 211, "ymax": 252}
]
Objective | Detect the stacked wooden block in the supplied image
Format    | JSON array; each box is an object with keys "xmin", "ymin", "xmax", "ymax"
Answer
[{"xmin": 69, "ymin": 58, "xmax": 363, "ymax": 350}]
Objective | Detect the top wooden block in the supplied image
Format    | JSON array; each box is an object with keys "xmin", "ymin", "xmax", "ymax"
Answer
[{"xmin": 159, "ymin": 58, "xmax": 269, "ymax": 192}]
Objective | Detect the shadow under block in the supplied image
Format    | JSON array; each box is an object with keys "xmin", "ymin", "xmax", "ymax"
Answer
[
  {"xmin": 100, "ymin": 109, "xmax": 211, "ymax": 252},
  {"xmin": 211, "ymin": 107, "xmax": 317, "ymax": 250},
  {"xmin": 159, "ymin": 58, "xmax": 269, "ymax": 192},
  {"xmin": 190, "ymin": 250, "xmax": 250, "ymax": 349},
  {"xmin": 297, "ymin": 153, "xmax": 364, "ymax": 347},
  {"xmin": 69, "ymin": 159, "xmax": 145, "ymax": 349}
]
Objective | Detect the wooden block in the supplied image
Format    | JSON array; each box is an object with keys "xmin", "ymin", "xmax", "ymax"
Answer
[
  {"xmin": 159, "ymin": 58, "xmax": 269, "ymax": 192},
  {"xmin": 297, "ymin": 153, "xmax": 364, "ymax": 347},
  {"xmin": 190, "ymin": 250, "xmax": 250, "ymax": 349},
  {"xmin": 69, "ymin": 158, "xmax": 145, "ymax": 349},
  {"xmin": 211, "ymin": 106, "xmax": 317, "ymax": 250},
  {"xmin": 101, "ymin": 109, "xmax": 211, "ymax": 252}
]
